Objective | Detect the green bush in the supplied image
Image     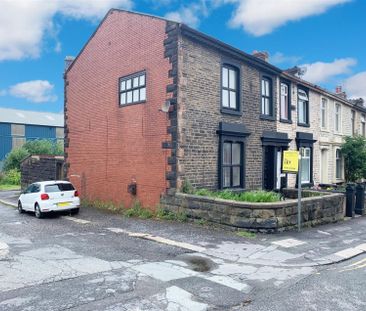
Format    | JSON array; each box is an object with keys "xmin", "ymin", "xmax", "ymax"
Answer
[
  {"xmin": 2, "ymin": 169, "xmax": 21, "ymax": 185},
  {"xmin": 193, "ymin": 189, "xmax": 281, "ymax": 203},
  {"xmin": 341, "ymin": 135, "xmax": 366, "ymax": 182},
  {"xmin": 3, "ymin": 139, "xmax": 64, "ymax": 172},
  {"xmin": 23, "ymin": 139, "xmax": 63, "ymax": 156},
  {"xmin": 3, "ymin": 147, "xmax": 30, "ymax": 171}
]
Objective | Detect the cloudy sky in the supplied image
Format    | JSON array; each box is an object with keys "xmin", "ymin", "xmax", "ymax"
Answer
[{"xmin": 0, "ymin": 0, "xmax": 365, "ymax": 113}]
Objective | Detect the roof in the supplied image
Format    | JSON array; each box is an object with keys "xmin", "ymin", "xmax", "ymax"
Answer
[{"xmin": 0, "ymin": 108, "xmax": 64, "ymax": 127}]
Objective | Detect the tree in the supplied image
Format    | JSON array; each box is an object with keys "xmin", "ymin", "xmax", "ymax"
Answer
[
  {"xmin": 3, "ymin": 147, "xmax": 30, "ymax": 172},
  {"xmin": 341, "ymin": 135, "xmax": 366, "ymax": 182},
  {"xmin": 3, "ymin": 139, "xmax": 64, "ymax": 172}
]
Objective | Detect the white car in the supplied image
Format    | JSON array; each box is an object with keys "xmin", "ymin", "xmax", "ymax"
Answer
[{"xmin": 18, "ymin": 181, "xmax": 80, "ymax": 218}]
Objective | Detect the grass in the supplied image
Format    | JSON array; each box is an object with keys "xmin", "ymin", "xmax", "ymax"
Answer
[
  {"xmin": 236, "ymin": 230, "xmax": 256, "ymax": 239},
  {"xmin": 193, "ymin": 189, "xmax": 281, "ymax": 203},
  {"xmin": 0, "ymin": 184, "xmax": 20, "ymax": 191},
  {"xmin": 81, "ymin": 199, "xmax": 188, "ymax": 222},
  {"xmin": 0, "ymin": 169, "xmax": 21, "ymax": 191}
]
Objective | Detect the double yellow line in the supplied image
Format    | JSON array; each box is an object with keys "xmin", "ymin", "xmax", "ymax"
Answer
[{"xmin": 340, "ymin": 258, "xmax": 366, "ymax": 272}]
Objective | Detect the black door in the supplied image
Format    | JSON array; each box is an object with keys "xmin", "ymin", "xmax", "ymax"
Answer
[{"xmin": 263, "ymin": 146, "xmax": 275, "ymax": 190}]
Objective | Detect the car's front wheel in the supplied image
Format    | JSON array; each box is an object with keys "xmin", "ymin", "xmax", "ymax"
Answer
[
  {"xmin": 34, "ymin": 203, "xmax": 43, "ymax": 219},
  {"xmin": 18, "ymin": 201, "xmax": 24, "ymax": 214}
]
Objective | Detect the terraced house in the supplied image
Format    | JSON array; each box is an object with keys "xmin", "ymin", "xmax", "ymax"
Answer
[{"xmin": 65, "ymin": 9, "xmax": 364, "ymax": 208}]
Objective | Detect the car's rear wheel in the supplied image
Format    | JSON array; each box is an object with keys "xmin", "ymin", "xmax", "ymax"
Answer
[
  {"xmin": 70, "ymin": 208, "xmax": 79, "ymax": 215},
  {"xmin": 35, "ymin": 203, "xmax": 43, "ymax": 219},
  {"xmin": 18, "ymin": 201, "xmax": 24, "ymax": 214}
]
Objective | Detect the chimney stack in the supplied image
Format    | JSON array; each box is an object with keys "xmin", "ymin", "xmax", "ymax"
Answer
[
  {"xmin": 252, "ymin": 50, "xmax": 269, "ymax": 62},
  {"xmin": 335, "ymin": 85, "xmax": 347, "ymax": 99},
  {"xmin": 64, "ymin": 56, "xmax": 75, "ymax": 71}
]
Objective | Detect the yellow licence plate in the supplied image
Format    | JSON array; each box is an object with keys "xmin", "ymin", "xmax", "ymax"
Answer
[{"xmin": 58, "ymin": 202, "xmax": 70, "ymax": 207}]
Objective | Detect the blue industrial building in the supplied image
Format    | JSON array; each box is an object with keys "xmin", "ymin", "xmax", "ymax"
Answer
[{"xmin": 0, "ymin": 108, "xmax": 64, "ymax": 165}]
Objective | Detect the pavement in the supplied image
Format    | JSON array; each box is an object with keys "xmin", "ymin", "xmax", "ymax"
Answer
[{"xmin": 1, "ymin": 190, "xmax": 366, "ymax": 310}]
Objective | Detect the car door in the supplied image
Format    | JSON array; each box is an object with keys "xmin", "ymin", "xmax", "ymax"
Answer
[
  {"xmin": 28, "ymin": 184, "xmax": 41, "ymax": 210},
  {"xmin": 21, "ymin": 184, "xmax": 34, "ymax": 210}
]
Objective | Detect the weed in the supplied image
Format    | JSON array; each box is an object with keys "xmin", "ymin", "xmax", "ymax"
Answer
[
  {"xmin": 236, "ymin": 230, "xmax": 256, "ymax": 238},
  {"xmin": 124, "ymin": 200, "xmax": 154, "ymax": 219},
  {"xmin": 156, "ymin": 208, "xmax": 188, "ymax": 222},
  {"xmin": 181, "ymin": 180, "xmax": 194, "ymax": 194},
  {"xmin": 194, "ymin": 218, "xmax": 207, "ymax": 226}
]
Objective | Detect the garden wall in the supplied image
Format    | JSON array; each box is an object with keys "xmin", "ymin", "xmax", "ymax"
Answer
[{"xmin": 160, "ymin": 190, "xmax": 345, "ymax": 232}]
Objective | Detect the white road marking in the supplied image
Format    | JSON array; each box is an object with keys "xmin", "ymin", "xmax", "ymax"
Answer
[
  {"xmin": 203, "ymin": 275, "xmax": 251, "ymax": 293},
  {"xmin": 106, "ymin": 227, "xmax": 205, "ymax": 252},
  {"xmin": 317, "ymin": 230, "xmax": 332, "ymax": 236},
  {"xmin": 131, "ymin": 262, "xmax": 197, "ymax": 282},
  {"xmin": 62, "ymin": 216, "xmax": 91, "ymax": 224},
  {"xmin": 0, "ymin": 241, "xmax": 9, "ymax": 257},
  {"xmin": 165, "ymin": 286, "xmax": 208, "ymax": 311},
  {"xmin": 334, "ymin": 247, "xmax": 364, "ymax": 259},
  {"xmin": 271, "ymin": 238, "xmax": 306, "ymax": 248}
]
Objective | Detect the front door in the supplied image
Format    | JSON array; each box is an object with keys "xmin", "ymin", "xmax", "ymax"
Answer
[
  {"xmin": 263, "ymin": 146, "xmax": 285, "ymax": 191},
  {"xmin": 263, "ymin": 146, "xmax": 275, "ymax": 190}
]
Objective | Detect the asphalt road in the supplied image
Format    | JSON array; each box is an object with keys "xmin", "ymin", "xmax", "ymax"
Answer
[
  {"xmin": 0, "ymin": 201, "xmax": 365, "ymax": 311},
  {"xmin": 240, "ymin": 253, "xmax": 366, "ymax": 311}
]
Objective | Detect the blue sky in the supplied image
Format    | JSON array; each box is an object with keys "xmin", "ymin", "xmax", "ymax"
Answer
[{"xmin": 0, "ymin": 0, "xmax": 365, "ymax": 113}]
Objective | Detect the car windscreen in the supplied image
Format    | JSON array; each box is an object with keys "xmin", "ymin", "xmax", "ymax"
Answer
[{"xmin": 45, "ymin": 183, "xmax": 75, "ymax": 193}]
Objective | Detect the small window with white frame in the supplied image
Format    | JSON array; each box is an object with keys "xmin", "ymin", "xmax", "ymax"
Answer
[
  {"xmin": 361, "ymin": 114, "xmax": 366, "ymax": 137},
  {"xmin": 321, "ymin": 98, "xmax": 328, "ymax": 130},
  {"xmin": 119, "ymin": 71, "xmax": 146, "ymax": 106}
]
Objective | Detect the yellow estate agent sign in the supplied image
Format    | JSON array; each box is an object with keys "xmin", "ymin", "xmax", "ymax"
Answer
[{"xmin": 282, "ymin": 150, "xmax": 299, "ymax": 173}]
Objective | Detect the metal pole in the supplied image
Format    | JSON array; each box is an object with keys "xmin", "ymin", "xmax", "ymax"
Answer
[{"xmin": 297, "ymin": 148, "xmax": 302, "ymax": 232}]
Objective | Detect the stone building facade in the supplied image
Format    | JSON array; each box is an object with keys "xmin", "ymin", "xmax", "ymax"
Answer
[{"xmin": 176, "ymin": 27, "xmax": 289, "ymax": 192}]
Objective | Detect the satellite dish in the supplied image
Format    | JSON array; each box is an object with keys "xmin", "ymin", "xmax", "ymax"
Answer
[{"xmin": 160, "ymin": 100, "xmax": 171, "ymax": 113}]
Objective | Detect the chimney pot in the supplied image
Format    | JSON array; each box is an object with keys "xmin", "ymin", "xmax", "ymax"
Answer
[
  {"xmin": 252, "ymin": 50, "xmax": 269, "ymax": 62},
  {"xmin": 64, "ymin": 56, "xmax": 75, "ymax": 71}
]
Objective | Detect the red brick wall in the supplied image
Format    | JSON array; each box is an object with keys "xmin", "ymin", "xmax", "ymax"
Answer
[{"xmin": 65, "ymin": 10, "xmax": 172, "ymax": 208}]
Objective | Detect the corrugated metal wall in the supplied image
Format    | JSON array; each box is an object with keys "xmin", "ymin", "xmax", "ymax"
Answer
[
  {"xmin": 0, "ymin": 123, "xmax": 12, "ymax": 160},
  {"xmin": 25, "ymin": 125, "xmax": 56, "ymax": 141}
]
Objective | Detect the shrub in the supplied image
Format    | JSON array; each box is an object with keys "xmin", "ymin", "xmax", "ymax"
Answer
[
  {"xmin": 3, "ymin": 139, "xmax": 64, "ymax": 172},
  {"xmin": 2, "ymin": 169, "xmax": 21, "ymax": 185},
  {"xmin": 3, "ymin": 147, "xmax": 30, "ymax": 171},
  {"xmin": 341, "ymin": 135, "xmax": 366, "ymax": 182}
]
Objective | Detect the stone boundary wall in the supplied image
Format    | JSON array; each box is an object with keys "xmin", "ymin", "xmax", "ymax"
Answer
[{"xmin": 161, "ymin": 191, "xmax": 345, "ymax": 232}]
